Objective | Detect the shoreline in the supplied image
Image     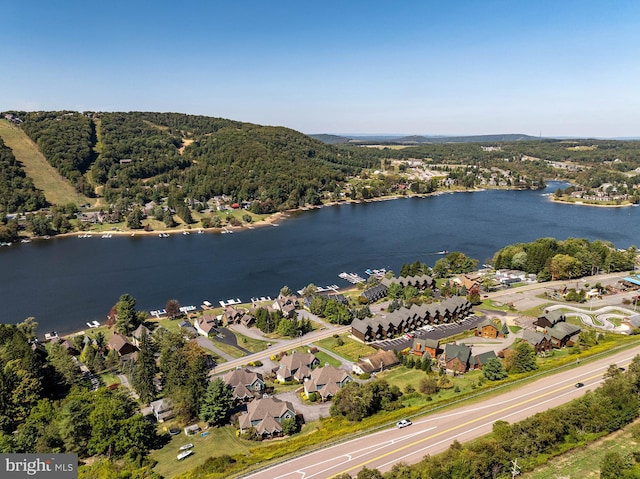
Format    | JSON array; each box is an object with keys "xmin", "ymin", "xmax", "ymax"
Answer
[
  {"xmin": 547, "ymin": 195, "xmax": 636, "ymax": 208},
  {"xmin": 11, "ymin": 185, "xmax": 542, "ymax": 242}
]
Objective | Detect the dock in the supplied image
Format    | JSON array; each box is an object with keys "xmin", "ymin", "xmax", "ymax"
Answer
[
  {"xmin": 339, "ymin": 272, "xmax": 365, "ymax": 284},
  {"xmin": 219, "ymin": 298, "xmax": 242, "ymax": 307}
]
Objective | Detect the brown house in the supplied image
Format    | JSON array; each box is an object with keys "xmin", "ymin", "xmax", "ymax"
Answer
[
  {"xmin": 411, "ymin": 338, "xmax": 440, "ymax": 359},
  {"xmin": 474, "ymin": 318, "xmax": 504, "ymax": 339},
  {"xmin": 222, "ymin": 368, "xmax": 266, "ymax": 402},
  {"xmin": 534, "ymin": 310, "xmax": 566, "ymax": 330},
  {"xmin": 108, "ymin": 332, "xmax": 136, "ymax": 356},
  {"xmin": 352, "ymin": 349, "xmax": 400, "ymax": 375},
  {"xmin": 440, "ymin": 343, "xmax": 472, "ymax": 374},
  {"xmin": 522, "ymin": 329, "xmax": 553, "ymax": 353}
]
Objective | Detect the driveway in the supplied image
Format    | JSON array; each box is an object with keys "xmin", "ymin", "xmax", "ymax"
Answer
[{"xmin": 275, "ymin": 390, "xmax": 332, "ymax": 422}]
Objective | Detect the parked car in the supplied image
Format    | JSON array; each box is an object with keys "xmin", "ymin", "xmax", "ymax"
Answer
[
  {"xmin": 405, "ymin": 333, "xmax": 415, "ymax": 339},
  {"xmin": 396, "ymin": 419, "xmax": 412, "ymax": 428}
]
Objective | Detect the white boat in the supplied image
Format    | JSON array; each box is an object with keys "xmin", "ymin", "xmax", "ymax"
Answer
[
  {"xmin": 183, "ymin": 231, "xmax": 190, "ymax": 235},
  {"xmin": 177, "ymin": 450, "xmax": 193, "ymax": 460},
  {"xmin": 179, "ymin": 443, "xmax": 194, "ymax": 451}
]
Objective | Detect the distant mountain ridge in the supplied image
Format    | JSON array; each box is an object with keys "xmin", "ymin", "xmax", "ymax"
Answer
[{"xmin": 310, "ymin": 133, "xmax": 541, "ymax": 144}]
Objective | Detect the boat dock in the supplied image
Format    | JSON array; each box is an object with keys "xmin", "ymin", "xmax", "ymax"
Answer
[
  {"xmin": 339, "ymin": 272, "xmax": 366, "ymax": 284},
  {"xmin": 219, "ymin": 298, "xmax": 242, "ymax": 307}
]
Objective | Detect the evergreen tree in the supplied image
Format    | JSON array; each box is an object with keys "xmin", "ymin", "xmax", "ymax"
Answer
[
  {"xmin": 132, "ymin": 332, "xmax": 157, "ymax": 404},
  {"xmin": 483, "ymin": 358, "xmax": 508, "ymax": 381},
  {"xmin": 510, "ymin": 342, "xmax": 538, "ymax": 374},
  {"xmin": 199, "ymin": 378, "xmax": 233, "ymax": 427},
  {"xmin": 116, "ymin": 294, "xmax": 137, "ymax": 335}
]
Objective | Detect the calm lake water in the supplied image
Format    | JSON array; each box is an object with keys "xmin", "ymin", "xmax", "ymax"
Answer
[{"xmin": 1, "ymin": 182, "xmax": 639, "ymax": 334}]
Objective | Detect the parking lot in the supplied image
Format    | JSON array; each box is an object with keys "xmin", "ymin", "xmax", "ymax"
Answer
[{"xmin": 375, "ymin": 314, "xmax": 486, "ymax": 351}]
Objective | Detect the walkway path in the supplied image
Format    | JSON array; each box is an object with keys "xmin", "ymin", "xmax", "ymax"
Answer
[{"xmin": 117, "ymin": 373, "xmax": 139, "ymax": 400}]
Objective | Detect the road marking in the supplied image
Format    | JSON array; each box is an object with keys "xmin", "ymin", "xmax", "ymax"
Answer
[{"xmin": 330, "ymin": 364, "xmax": 626, "ymax": 478}]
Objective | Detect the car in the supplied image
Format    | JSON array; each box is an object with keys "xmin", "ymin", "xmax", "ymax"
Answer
[
  {"xmin": 405, "ymin": 333, "xmax": 415, "ymax": 339},
  {"xmin": 396, "ymin": 419, "xmax": 412, "ymax": 428},
  {"xmin": 575, "ymin": 382, "xmax": 584, "ymax": 388},
  {"xmin": 619, "ymin": 367, "xmax": 626, "ymax": 372}
]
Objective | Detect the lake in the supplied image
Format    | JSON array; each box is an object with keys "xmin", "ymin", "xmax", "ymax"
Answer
[{"xmin": 1, "ymin": 182, "xmax": 639, "ymax": 334}]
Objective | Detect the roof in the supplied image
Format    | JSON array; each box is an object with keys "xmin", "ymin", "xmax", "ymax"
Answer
[
  {"xmin": 238, "ymin": 397, "xmax": 296, "ymax": 434},
  {"xmin": 547, "ymin": 322, "xmax": 581, "ymax": 340},
  {"xmin": 108, "ymin": 332, "xmax": 134, "ymax": 352},
  {"xmin": 476, "ymin": 318, "xmax": 499, "ymax": 330},
  {"xmin": 413, "ymin": 338, "xmax": 439, "ymax": 350},
  {"xmin": 279, "ymin": 351, "xmax": 317, "ymax": 373},
  {"xmin": 444, "ymin": 343, "xmax": 472, "ymax": 363},
  {"xmin": 522, "ymin": 329, "xmax": 550, "ymax": 345},
  {"xmin": 132, "ymin": 324, "xmax": 150, "ymax": 339},
  {"xmin": 222, "ymin": 368, "xmax": 264, "ymax": 389},
  {"xmin": 473, "ymin": 350, "xmax": 497, "ymax": 366},
  {"xmin": 359, "ymin": 349, "xmax": 399, "ymax": 370},
  {"xmin": 304, "ymin": 366, "xmax": 351, "ymax": 397}
]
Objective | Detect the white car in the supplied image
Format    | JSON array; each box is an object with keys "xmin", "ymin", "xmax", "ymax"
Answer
[{"xmin": 396, "ymin": 419, "xmax": 412, "ymax": 428}]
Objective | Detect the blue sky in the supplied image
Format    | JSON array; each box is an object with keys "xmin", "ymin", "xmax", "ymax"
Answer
[{"xmin": 2, "ymin": 1, "xmax": 639, "ymax": 137}]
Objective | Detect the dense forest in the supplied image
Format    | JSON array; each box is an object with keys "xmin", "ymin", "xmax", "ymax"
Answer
[
  {"xmin": 5, "ymin": 111, "xmax": 383, "ymax": 213},
  {"xmin": 493, "ymin": 237, "xmax": 636, "ymax": 281},
  {"xmin": 2, "ymin": 110, "xmax": 640, "ymax": 235}
]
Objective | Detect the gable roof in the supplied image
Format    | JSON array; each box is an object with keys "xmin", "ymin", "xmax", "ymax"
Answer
[
  {"xmin": 547, "ymin": 322, "xmax": 581, "ymax": 340},
  {"xmin": 132, "ymin": 324, "xmax": 150, "ymax": 339},
  {"xmin": 108, "ymin": 332, "xmax": 134, "ymax": 353},
  {"xmin": 238, "ymin": 397, "xmax": 297, "ymax": 435},
  {"xmin": 522, "ymin": 329, "xmax": 550, "ymax": 345},
  {"xmin": 304, "ymin": 365, "xmax": 352, "ymax": 398},
  {"xmin": 473, "ymin": 350, "xmax": 497, "ymax": 367},
  {"xmin": 279, "ymin": 351, "xmax": 317, "ymax": 373},
  {"xmin": 443, "ymin": 343, "xmax": 472, "ymax": 363}
]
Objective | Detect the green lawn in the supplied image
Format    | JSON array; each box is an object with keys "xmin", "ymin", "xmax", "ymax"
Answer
[
  {"xmin": 314, "ymin": 334, "xmax": 377, "ymax": 362},
  {"xmin": 151, "ymin": 424, "xmax": 253, "ymax": 478},
  {"xmin": 233, "ymin": 331, "xmax": 271, "ymax": 354}
]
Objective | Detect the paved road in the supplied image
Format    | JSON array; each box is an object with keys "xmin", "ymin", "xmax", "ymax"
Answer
[
  {"xmin": 211, "ymin": 325, "xmax": 351, "ymax": 376},
  {"xmin": 241, "ymin": 342, "xmax": 640, "ymax": 479}
]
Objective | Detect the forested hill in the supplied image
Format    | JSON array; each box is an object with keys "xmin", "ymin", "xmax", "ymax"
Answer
[{"xmin": 2, "ymin": 111, "xmax": 385, "ymax": 213}]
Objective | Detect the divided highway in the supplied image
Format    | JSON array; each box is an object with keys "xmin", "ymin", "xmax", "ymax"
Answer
[{"xmin": 241, "ymin": 343, "xmax": 640, "ymax": 479}]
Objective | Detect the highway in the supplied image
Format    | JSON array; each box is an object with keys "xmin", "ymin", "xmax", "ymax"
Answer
[{"xmin": 241, "ymin": 343, "xmax": 640, "ymax": 479}]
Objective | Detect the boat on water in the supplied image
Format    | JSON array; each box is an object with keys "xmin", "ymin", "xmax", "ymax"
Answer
[
  {"xmin": 436, "ymin": 250, "xmax": 449, "ymax": 255},
  {"xmin": 183, "ymin": 231, "xmax": 190, "ymax": 235},
  {"xmin": 158, "ymin": 233, "xmax": 170, "ymax": 238},
  {"xmin": 86, "ymin": 320, "xmax": 100, "ymax": 329},
  {"xmin": 20, "ymin": 239, "xmax": 31, "ymax": 243}
]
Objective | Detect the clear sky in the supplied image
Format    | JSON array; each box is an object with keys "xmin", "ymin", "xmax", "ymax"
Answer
[{"xmin": 2, "ymin": 1, "xmax": 639, "ymax": 137}]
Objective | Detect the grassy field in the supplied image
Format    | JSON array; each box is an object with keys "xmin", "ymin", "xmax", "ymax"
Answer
[
  {"xmin": 522, "ymin": 421, "xmax": 640, "ymax": 479},
  {"xmin": 151, "ymin": 424, "xmax": 254, "ymax": 478},
  {"xmin": 233, "ymin": 331, "xmax": 271, "ymax": 354},
  {"xmin": 0, "ymin": 119, "xmax": 92, "ymax": 206},
  {"xmin": 314, "ymin": 334, "xmax": 377, "ymax": 361}
]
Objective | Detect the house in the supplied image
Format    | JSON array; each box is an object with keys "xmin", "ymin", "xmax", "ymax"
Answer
[
  {"xmin": 58, "ymin": 339, "xmax": 78, "ymax": 355},
  {"xmin": 350, "ymin": 297, "xmax": 473, "ymax": 342},
  {"xmin": 411, "ymin": 338, "xmax": 440, "ymax": 359},
  {"xmin": 195, "ymin": 313, "xmax": 218, "ymax": 337},
  {"xmin": 522, "ymin": 329, "xmax": 553, "ymax": 353},
  {"xmin": 108, "ymin": 332, "xmax": 137, "ymax": 356},
  {"xmin": 474, "ymin": 318, "xmax": 505, "ymax": 339},
  {"xmin": 238, "ymin": 396, "xmax": 298, "ymax": 436},
  {"xmin": 240, "ymin": 313, "xmax": 256, "ymax": 328},
  {"xmin": 222, "ymin": 368, "xmax": 266, "ymax": 402},
  {"xmin": 471, "ymin": 350, "xmax": 498, "ymax": 370},
  {"xmin": 456, "ymin": 273, "xmax": 481, "ymax": 295},
  {"xmin": 441, "ymin": 343, "xmax": 472, "ymax": 374},
  {"xmin": 178, "ymin": 320, "xmax": 199, "ymax": 337},
  {"xmin": 131, "ymin": 324, "xmax": 151, "ymax": 347},
  {"xmin": 303, "ymin": 366, "xmax": 353, "ymax": 401},
  {"xmin": 360, "ymin": 284, "xmax": 388, "ymax": 303},
  {"xmin": 272, "ymin": 295, "xmax": 298, "ymax": 319},
  {"xmin": 546, "ymin": 322, "xmax": 581, "ymax": 348},
  {"xmin": 149, "ymin": 398, "xmax": 174, "ymax": 422},
  {"xmin": 276, "ymin": 351, "xmax": 318, "ymax": 382},
  {"xmin": 223, "ymin": 306, "xmax": 245, "ymax": 325},
  {"xmin": 534, "ymin": 310, "xmax": 566, "ymax": 329},
  {"xmin": 352, "ymin": 349, "xmax": 400, "ymax": 375}
]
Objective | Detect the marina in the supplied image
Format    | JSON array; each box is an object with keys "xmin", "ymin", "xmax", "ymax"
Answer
[{"xmin": 339, "ymin": 272, "xmax": 366, "ymax": 284}]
